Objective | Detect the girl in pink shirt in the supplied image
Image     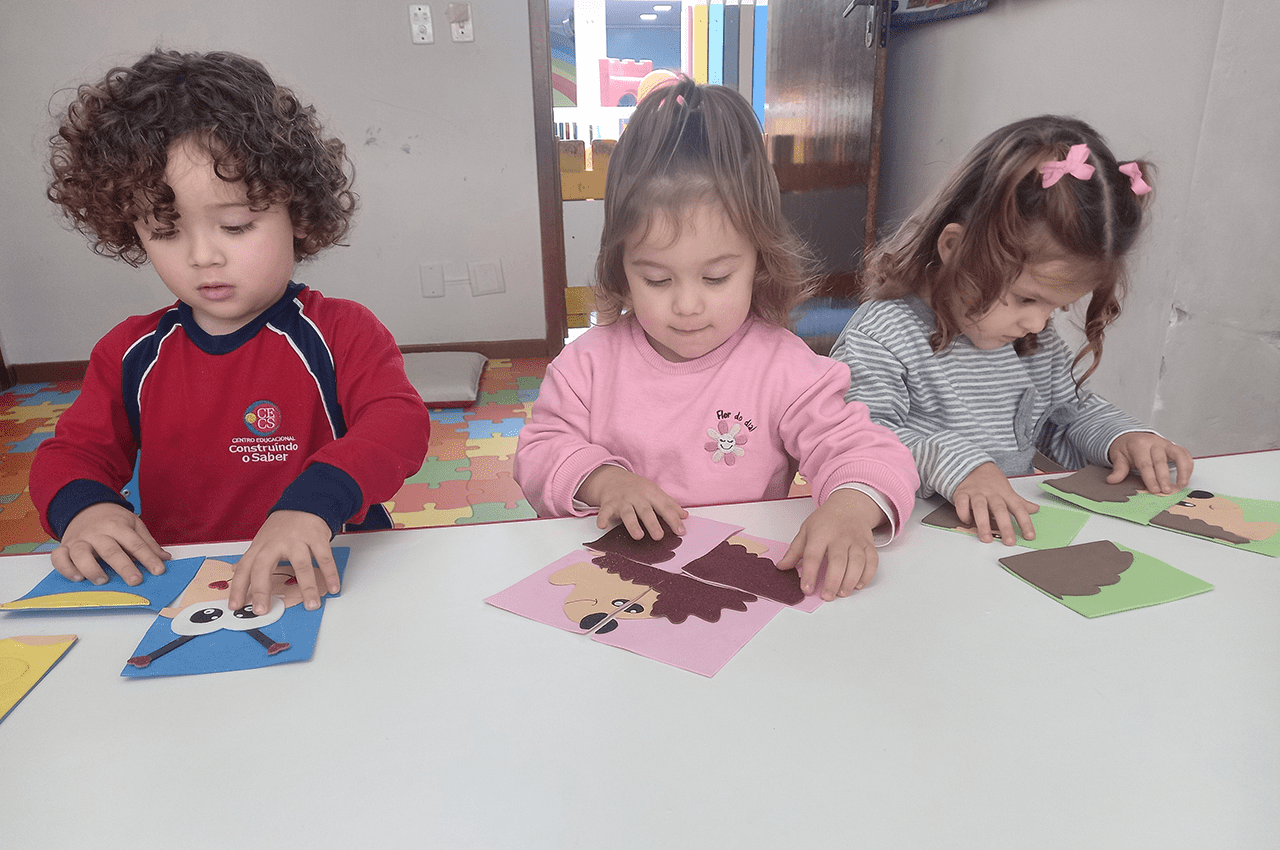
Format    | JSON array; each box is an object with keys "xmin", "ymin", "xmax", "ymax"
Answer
[{"xmin": 515, "ymin": 80, "xmax": 918, "ymax": 601}]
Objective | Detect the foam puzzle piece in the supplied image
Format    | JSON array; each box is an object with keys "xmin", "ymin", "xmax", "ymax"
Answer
[
  {"xmin": 9, "ymin": 388, "xmax": 80, "ymax": 406},
  {"xmin": 1148, "ymin": 492, "xmax": 1280, "ymax": 557},
  {"xmin": 486, "ymin": 550, "xmax": 640, "ymax": 634},
  {"xmin": 464, "ymin": 472, "xmax": 528, "ymax": 511},
  {"xmin": 2, "ymin": 432, "xmax": 55, "ymax": 453},
  {"xmin": 921, "ymin": 500, "xmax": 1090, "ymax": 550},
  {"xmin": 726, "ymin": 532, "xmax": 825, "ymax": 613},
  {"xmin": 0, "ymin": 634, "xmax": 77, "ymax": 724},
  {"xmin": 486, "ymin": 521, "xmax": 822, "ymax": 677},
  {"xmin": 583, "ymin": 515, "xmax": 746, "ymax": 572},
  {"xmin": 428, "ymin": 408, "xmax": 469, "ymax": 427},
  {"xmin": 589, "ymin": 589, "xmax": 783, "ymax": 678},
  {"xmin": 121, "ymin": 548, "xmax": 349, "ymax": 678},
  {"xmin": 464, "ymin": 417, "xmax": 526, "ymax": 439},
  {"xmin": 386, "ymin": 498, "xmax": 472, "ymax": 528},
  {"xmin": 402, "ymin": 456, "xmax": 471, "ymax": 487},
  {"xmin": 465, "ymin": 435, "xmax": 518, "ymax": 461},
  {"xmin": 462, "ymin": 455, "xmax": 514, "ymax": 481},
  {"xmin": 999, "ymin": 540, "xmax": 1213, "ymax": 618},
  {"xmin": 1039, "ymin": 465, "xmax": 1179, "ymax": 523},
  {"xmin": 457, "ymin": 501, "xmax": 537, "ymax": 524},
  {"xmin": 1041, "ymin": 465, "xmax": 1280, "ymax": 556},
  {"xmin": 3, "ymin": 556, "xmax": 205, "ymax": 611},
  {"xmin": 477, "ymin": 389, "xmax": 521, "ymax": 406},
  {"xmin": 0, "ymin": 401, "xmax": 72, "ymax": 425},
  {"xmin": 682, "ymin": 539, "xmax": 805, "ymax": 605}
]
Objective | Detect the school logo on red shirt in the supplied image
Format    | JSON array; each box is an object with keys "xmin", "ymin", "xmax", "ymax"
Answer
[{"xmin": 243, "ymin": 400, "xmax": 282, "ymax": 436}]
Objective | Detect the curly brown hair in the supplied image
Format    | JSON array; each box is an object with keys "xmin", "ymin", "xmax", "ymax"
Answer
[
  {"xmin": 593, "ymin": 79, "xmax": 816, "ymax": 328},
  {"xmin": 47, "ymin": 49, "xmax": 355, "ymax": 266},
  {"xmin": 862, "ymin": 115, "xmax": 1153, "ymax": 386}
]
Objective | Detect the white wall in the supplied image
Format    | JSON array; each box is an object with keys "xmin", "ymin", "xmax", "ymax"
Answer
[
  {"xmin": 4, "ymin": 1, "xmax": 1276, "ymax": 458},
  {"xmin": 0, "ymin": 0, "xmax": 546, "ymax": 366},
  {"xmin": 881, "ymin": 0, "xmax": 1279, "ymax": 455}
]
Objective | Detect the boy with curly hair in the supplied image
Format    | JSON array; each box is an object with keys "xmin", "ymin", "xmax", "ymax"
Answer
[{"xmin": 33, "ymin": 49, "xmax": 431, "ymax": 614}]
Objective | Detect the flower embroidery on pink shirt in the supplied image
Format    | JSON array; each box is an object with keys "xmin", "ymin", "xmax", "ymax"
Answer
[{"xmin": 705, "ymin": 420, "xmax": 747, "ymax": 466}]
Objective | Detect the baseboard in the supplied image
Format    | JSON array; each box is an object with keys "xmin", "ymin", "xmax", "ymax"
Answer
[
  {"xmin": 3, "ymin": 340, "xmax": 554, "ymax": 388},
  {"xmin": 398, "ymin": 339, "xmax": 554, "ymax": 360},
  {"xmin": 8, "ymin": 360, "xmax": 88, "ymax": 385}
]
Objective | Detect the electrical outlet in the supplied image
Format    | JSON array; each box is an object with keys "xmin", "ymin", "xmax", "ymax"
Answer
[
  {"xmin": 468, "ymin": 260, "xmax": 504, "ymax": 296},
  {"xmin": 409, "ymin": 4, "xmax": 433, "ymax": 44},
  {"xmin": 447, "ymin": 3, "xmax": 474, "ymax": 42},
  {"xmin": 419, "ymin": 262, "xmax": 444, "ymax": 297}
]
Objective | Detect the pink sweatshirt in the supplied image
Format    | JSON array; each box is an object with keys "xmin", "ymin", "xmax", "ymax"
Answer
[{"xmin": 514, "ymin": 315, "xmax": 918, "ymax": 525}]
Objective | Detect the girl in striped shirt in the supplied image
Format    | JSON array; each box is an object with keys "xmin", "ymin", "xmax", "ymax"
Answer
[{"xmin": 830, "ymin": 115, "xmax": 1193, "ymax": 545}]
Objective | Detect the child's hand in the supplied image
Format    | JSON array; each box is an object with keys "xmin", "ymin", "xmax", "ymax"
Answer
[
  {"xmin": 953, "ymin": 462, "xmax": 1039, "ymax": 545},
  {"xmin": 228, "ymin": 510, "xmax": 339, "ymax": 615},
  {"xmin": 1108, "ymin": 432, "xmax": 1194, "ymax": 495},
  {"xmin": 52, "ymin": 502, "xmax": 171, "ymax": 586},
  {"xmin": 776, "ymin": 488, "xmax": 887, "ymax": 600},
  {"xmin": 576, "ymin": 465, "xmax": 688, "ymax": 541}
]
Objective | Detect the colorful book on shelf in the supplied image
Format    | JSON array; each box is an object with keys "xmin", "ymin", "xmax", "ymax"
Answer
[
  {"xmin": 692, "ymin": 1, "xmax": 709, "ymax": 84},
  {"xmin": 737, "ymin": 0, "xmax": 755, "ymax": 100},
  {"xmin": 708, "ymin": 1, "xmax": 724, "ymax": 85},
  {"xmin": 722, "ymin": 2, "xmax": 740, "ymax": 89},
  {"xmin": 752, "ymin": 1, "xmax": 768, "ymax": 125}
]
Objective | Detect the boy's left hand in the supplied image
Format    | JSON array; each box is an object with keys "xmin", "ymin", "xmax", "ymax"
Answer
[
  {"xmin": 228, "ymin": 510, "xmax": 340, "ymax": 615},
  {"xmin": 776, "ymin": 489, "xmax": 888, "ymax": 601},
  {"xmin": 1107, "ymin": 432, "xmax": 1194, "ymax": 495}
]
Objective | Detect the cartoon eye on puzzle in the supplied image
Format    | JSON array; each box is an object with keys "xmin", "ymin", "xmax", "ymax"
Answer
[
  {"xmin": 126, "ymin": 597, "xmax": 290, "ymax": 668},
  {"xmin": 550, "ymin": 552, "xmax": 756, "ymax": 634},
  {"xmin": 550, "ymin": 559, "xmax": 653, "ymax": 633}
]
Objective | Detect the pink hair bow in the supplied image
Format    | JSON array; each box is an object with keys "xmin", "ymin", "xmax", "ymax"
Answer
[
  {"xmin": 1039, "ymin": 144, "xmax": 1095, "ymax": 188},
  {"xmin": 1119, "ymin": 162, "xmax": 1153, "ymax": 195}
]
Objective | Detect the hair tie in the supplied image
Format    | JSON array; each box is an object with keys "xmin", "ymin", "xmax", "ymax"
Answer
[
  {"xmin": 1118, "ymin": 162, "xmax": 1152, "ymax": 195},
  {"xmin": 1039, "ymin": 143, "xmax": 1095, "ymax": 188}
]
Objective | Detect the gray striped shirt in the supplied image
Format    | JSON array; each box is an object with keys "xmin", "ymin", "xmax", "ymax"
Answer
[{"xmin": 829, "ymin": 295, "xmax": 1150, "ymax": 500}]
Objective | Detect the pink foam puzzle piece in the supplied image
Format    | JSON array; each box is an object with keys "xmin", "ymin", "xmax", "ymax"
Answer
[
  {"xmin": 463, "ymin": 455, "xmax": 510, "ymax": 482},
  {"xmin": 590, "ymin": 581, "xmax": 785, "ymax": 677},
  {"xmin": 390, "ymin": 478, "xmax": 473, "ymax": 514},
  {"xmin": 465, "ymin": 471, "xmax": 528, "ymax": 510},
  {"xmin": 426, "ymin": 436, "xmax": 471, "ymax": 462}
]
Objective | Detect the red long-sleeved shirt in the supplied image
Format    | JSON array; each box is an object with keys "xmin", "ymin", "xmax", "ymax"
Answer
[{"xmin": 31, "ymin": 282, "xmax": 430, "ymax": 545}]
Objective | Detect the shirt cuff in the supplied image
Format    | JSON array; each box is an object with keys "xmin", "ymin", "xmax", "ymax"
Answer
[
  {"xmin": 271, "ymin": 462, "xmax": 363, "ymax": 537},
  {"xmin": 47, "ymin": 479, "xmax": 135, "ymax": 540},
  {"xmin": 831, "ymin": 482, "xmax": 897, "ymax": 546}
]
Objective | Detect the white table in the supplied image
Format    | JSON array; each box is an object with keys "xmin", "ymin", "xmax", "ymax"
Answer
[{"xmin": 2, "ymin": 451, "xmax": 1277, "ymax": 849}]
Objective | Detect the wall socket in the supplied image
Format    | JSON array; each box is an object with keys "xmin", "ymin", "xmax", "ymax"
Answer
[
  {"xmin": 409, "ymin": 5, "xmax": 433, "ymax": 44},
  {"xmin": 468, "ymin": 260, "xmax": 505, "ymax": 296},
  {"xmin": 447, "ymin": 3, "xmax": 474, "ymax": 42},
  {"xmin": 419, "ymin": 262, "xmax": 444, "ymax": 298}
]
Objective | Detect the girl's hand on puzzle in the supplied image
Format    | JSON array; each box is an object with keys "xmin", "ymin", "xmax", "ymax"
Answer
[
  {"xmin": 1107, "ymin": 432, "xmax": 1194, "ymax": 496},
  {"xmin": 577, "ymin": 465, "xmax": 688, "ymax": 541},
  {"xmin": 52, "ymin": 502, "xmax": 171, "ymax": 586},
  {"xmin": 776, "ymin": 488, "xmax": 886, "ymax": 600},
  {"xmin": 229, "ymin": 510, "xmax": 340, "ymax": 615},
  {"xmin": 953, "ymin": 462, "xmax": 1039, "ymax": 546}
]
